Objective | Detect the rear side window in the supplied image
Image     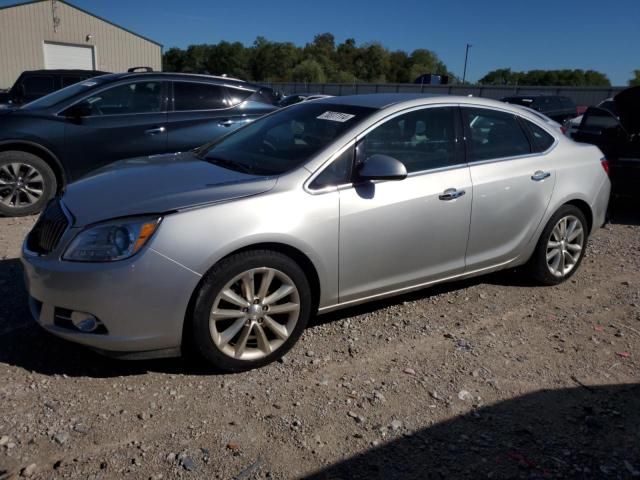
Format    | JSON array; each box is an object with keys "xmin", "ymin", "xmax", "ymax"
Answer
[
  {"xmin": 560, "ymin": 97, "xmax": 575, "ymax": 109},
  {"xmin": 360, "ymin": 107, "xmax": 459, "ymax": 173},
  {"xmin": 249, "ymin": 88, "xmax": 280, "ymax": 105},
  {"xmin": 524, "ymin": 120, "xmax": 555, "ymax": 152},
  {"xmin": 580, "ymin": 109, "xmax": 620, "ymax": 133},
  {"xmin": 174, "ymin": 82, "xmax": 227, "ymax": 110},
  {"xmin": 225, "ymin": 87, "xmax": 253, "ymax": 106},
  {"xmin": 463, "ymin": 108, "xmax": 531, "ymax": 161},
  {"xmin": 22, "ymin": 76, "xmax": 56, "ymax": 95}
]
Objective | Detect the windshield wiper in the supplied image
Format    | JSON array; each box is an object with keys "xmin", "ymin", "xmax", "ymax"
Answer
[{"xmin": 203, "ymin": 156, "xmax": 253, "ymax": 174}]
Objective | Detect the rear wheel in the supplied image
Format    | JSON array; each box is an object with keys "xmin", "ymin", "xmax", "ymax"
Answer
[
  {"xmin": 0, "ymin": 151, "xmax": 56, "ymax": 216},
  {"xmin": 190, "ymin": 250, "xmax": 312, "ymax": 372},
  {"xmin": 528, "ymin": 205, "xmax": 588, "ymax": 285}
]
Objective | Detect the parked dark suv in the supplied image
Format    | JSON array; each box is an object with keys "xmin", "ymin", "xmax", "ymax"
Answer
[
  {"xmin": 572, "ymin": 86, "xmax": 640, "ymax": 198},
  {"xmin": 501, "ymin": 95, "xmax": 577, "ymax": 123},
  {"xmin": 0, "ymin": 69, "xmax": 108, "ymax": 108},
  {"xmin": 0, "ymin": 72, "xmax": 279, "ymax": 215}
]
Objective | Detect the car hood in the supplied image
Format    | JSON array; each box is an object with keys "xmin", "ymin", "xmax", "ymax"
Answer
[
  {"xmin": 614, "ymin": 86, "xmax": 640, "ymax": 135},
  {"xmin": 62, "ymin": 152, "xmax": 278, "ymax": 226}
]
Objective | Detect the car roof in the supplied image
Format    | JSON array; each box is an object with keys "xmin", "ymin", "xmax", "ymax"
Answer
[
  {"xmin": 312, "ymin": 93, "xmax": 524, "ymax": 111},
  {"xmin": 93, "ymin": 72, "xmax": 261, "ymax": 90},
  {"xmin": 19, "ymin": 69, "xmax": 108, "ymax": 76}
]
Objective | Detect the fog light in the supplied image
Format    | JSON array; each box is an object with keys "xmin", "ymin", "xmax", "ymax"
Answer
[{"xmin": 70, "ymin": 311, "xmax": 99, "ymax": 332}]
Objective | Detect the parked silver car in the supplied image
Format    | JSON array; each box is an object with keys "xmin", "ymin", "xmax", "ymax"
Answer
[{"xmin": 22, "ymin": 94, "xmax": 611, "ymax": 371}]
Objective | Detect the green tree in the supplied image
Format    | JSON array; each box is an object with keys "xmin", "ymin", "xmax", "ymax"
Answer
[
  {"xmin": 291, "ymin": 59, "xmax": 326, "ymax": 83},
  {"xmin": 628, "ymin": 70, "xmax": 640, "ymax": 86},
  {"xmin": 162, "ymin": 47, "xmax": 186, "ymax": 72}
]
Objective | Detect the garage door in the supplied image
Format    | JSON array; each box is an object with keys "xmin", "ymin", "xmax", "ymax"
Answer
[{"xmin": 43, "ymin": 42, "xmax": 95, "ymax": 70}]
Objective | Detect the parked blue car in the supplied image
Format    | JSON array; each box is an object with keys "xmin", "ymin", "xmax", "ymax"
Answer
[{"xmin": 0, "ymin": 72, "xmax": 279, "ymax": 216}]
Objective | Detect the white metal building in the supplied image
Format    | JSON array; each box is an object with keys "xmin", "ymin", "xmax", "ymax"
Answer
[{"xmin": 0, "ymin": 0, "xmax": 162, "ymax": 88}]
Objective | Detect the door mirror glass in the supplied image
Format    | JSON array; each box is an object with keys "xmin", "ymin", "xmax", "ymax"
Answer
[{"xmin": 358, "ymin": 154, "xmax": 407, "ymax": 181}]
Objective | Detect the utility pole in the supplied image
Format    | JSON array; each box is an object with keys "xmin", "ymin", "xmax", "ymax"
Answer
[{"xmin": 462, "ymin": 43, "xmax": 472, "ymax": 84}]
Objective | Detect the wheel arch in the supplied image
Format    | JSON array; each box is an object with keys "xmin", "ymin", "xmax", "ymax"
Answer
[
  {"xmin": 563, "ymin": 198, "xmax": 593, "ymax": 233},
  {"xmin": 181, "ymin": 242, "xmax": 322, "ymax": 350},
  {"xmin": 0, "ymin": 141, "xmax": 67, "ymax": 193}
]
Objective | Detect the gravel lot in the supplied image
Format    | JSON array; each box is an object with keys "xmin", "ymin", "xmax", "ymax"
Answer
[{"xmin": 1, "ymin": 208, "xmax": 639, "ymax": 479}]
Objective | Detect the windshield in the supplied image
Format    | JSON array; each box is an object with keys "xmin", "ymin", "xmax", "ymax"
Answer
[
  {"xmin": 199, "ymin": 102, "xmax": 377, "ymax": 175},
  {"xmin": 21, "ymin": 77, "xmax": 108, "ymax": 110}
]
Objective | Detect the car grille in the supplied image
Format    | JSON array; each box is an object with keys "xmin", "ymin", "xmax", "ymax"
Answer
[{"xmin": 26, "ymin": 199, "xmax": 70, "ymax": 254}]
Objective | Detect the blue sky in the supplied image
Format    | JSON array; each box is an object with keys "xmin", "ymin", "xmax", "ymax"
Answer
[{"xmin": 4, "ymin": 0, "xmax": 639, "ymax": 84}]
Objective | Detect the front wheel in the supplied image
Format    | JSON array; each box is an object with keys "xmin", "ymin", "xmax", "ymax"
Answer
[
  {"xmin": 528, "ymin": 205, "xmax": 588, "ymax": 285},
  {"xmin": 0, "ymin": 151, "xmax": 57, "ymax": 216},
  {"xmin": 190, "ymin": 250, "xmax": 312, "ymax": 372}
]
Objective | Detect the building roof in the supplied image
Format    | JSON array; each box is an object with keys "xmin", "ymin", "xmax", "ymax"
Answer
[{"xmin": 0, "ymin": 0, "xmax": 162, "ymax": 47}]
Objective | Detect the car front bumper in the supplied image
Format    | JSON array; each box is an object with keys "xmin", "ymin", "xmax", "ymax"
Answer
[{"xmin": 22, "ymin": 243, "xmax": 202, "ymax": 358}]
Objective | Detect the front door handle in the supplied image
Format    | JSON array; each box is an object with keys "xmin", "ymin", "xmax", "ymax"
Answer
[
  {"xmin": 531, "ymin": 170, "xmax": 551, "ymax": 181},
  {"xmin": 145, "ymin": 126, "xmax": 166, "ymax": 135},
  {"xmin": 439, "ymin": 188, "xmax": 466, "ymax": 201},
  {"xmin": 218, "ymin": 119, "xmax": 235, "ymax": 127}
]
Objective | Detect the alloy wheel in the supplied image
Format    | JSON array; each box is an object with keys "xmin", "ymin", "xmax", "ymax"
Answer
[
  {"xmin": 0, "ymin": 162, "xmax": 45, "ymax": 208},
  {"xmin": 209, "ymin": 267, "xmax": 301, "ymax": 361},
  {"xmin": 546, "ymin": 215, "xmax": 584, "ymax": 278}
]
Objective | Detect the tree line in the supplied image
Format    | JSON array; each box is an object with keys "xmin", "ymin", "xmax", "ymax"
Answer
[
  {"xmin": 162, "ymin": 33, "xmax": 454, "ymax": 83},
  {"xmin": 163, "ymin": 33, "xmax": 632, "ymax": 87},
  {"xmin": 478, "ymin": 68, "xmax": 611, "ymax": 87}
]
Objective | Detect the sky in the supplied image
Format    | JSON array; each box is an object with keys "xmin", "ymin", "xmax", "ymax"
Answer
[{"xmin": 3, "ymin": 0, "xmax": 639, "ymax": 85}]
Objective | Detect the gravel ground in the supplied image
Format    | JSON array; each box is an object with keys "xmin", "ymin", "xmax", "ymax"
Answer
[{"xmin": 0, "ymin": 209, "xmax": 639, "ymax": 479}]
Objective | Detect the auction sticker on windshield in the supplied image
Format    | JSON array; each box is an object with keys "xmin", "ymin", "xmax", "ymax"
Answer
[{"xmin": 317, "ymin": 111, "xmax": 356, "ymax": 122}]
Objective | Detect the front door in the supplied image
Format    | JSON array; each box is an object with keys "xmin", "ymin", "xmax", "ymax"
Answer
[
  {"xmin": 339, "ymin": 106, "xmax": 472, "ymax": 303},
  {"xmin": 62, "ymin": 80, "xmax": 168, "ymax": 180}
]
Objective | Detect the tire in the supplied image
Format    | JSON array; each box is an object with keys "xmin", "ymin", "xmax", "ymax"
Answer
[
  {"xmin": 528, "ymin": 205, "xmax": 589, "ymax": 285},
  {"xmin": 0, "ymin": 151, "xmax": 57, "ymax": 216},
  {"xmin": 190, "ymin": 250, "xmax": 312, "ymax": 372}
]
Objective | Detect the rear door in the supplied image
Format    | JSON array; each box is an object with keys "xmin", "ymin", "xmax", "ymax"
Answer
[
  {"xmin": 62, "ymin": 80, "xmax": 168, "ymax": 180},
  {"xmin": 462, "ymin": 107, "xmax": 556, "ymax": 270},
  {"xmin": 166, "ymin": 81, "xmax": 256, "ymax": 152}
]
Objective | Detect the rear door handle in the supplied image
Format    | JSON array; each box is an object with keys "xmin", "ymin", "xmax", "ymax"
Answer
[
  {"xmin": 439, "ymin": 188, "xmax": 466, "ymax": 201},
  {"xmin": 531, "ymin": 170, "xmax": 551, "ymax": 181},
  {"xmin": 218, "ymin": 119, "xmax": 235, "ymax": 127},
  {"xmin": 145, "ymin": 126, "xmax": 166, "ymax": 135}
]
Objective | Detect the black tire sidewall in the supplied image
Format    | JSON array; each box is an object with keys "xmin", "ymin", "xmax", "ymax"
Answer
[
  {"xmin": 531, "ymin": 205, "xmax": 588, "ymax": 285},
  {"xmin": 191, "ymin": 250, "xmax": 312, "ymax": 372},
  {"xmin": 0, "ymin": 151, "xmax": 57, "ymax": 216}
]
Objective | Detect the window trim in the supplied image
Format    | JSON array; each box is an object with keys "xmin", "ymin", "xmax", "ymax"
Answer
[
  {"xmin": 169, "ymin": 80, "xmax": 256, "ymax": 113},
  {"xmin": 460, "ymin": 105, "xmax": 558, "ymax": 165},
  {"xmin": 304, "ymin": 103, "xmax": 466, "ymax": 194},
  {"xmin": 55, "ymin": 80, "xmax": 169, "ymax": 117}
]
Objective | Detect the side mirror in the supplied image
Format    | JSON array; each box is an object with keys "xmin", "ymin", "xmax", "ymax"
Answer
[
  {"xmin": 358, "ymin": 154, "xmax": 407, "ymax": 181},
  {"xmin": 64, "ymin": 102, "xmax": 92, "ymax": 120}
]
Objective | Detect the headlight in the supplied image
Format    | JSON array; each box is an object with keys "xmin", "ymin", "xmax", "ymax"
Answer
[{"xmin": 63, "ymin": 217, "xmax": 162, "ymax": 262}]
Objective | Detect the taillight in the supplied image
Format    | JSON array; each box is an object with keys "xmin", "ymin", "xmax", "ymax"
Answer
[{"xmin": 601, "ymin": 157, "xmax": 610, "ymax": 176}]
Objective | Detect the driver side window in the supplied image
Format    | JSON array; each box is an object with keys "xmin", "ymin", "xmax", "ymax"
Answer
[
  {"xmin": 82, "ymin": 82, "xmax": 163, "ymax": 116},
  {"xmin": 359, "ymin": 107, "xmax": 459, "ymax": 173}
]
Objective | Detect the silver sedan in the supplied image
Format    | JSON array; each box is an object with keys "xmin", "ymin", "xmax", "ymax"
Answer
[{"xmin": 22, "ymin": 94, "xmax": 611, "ymax": 371}]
